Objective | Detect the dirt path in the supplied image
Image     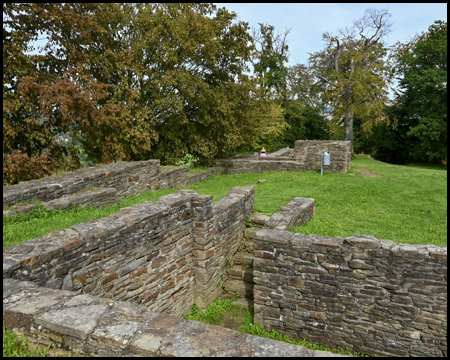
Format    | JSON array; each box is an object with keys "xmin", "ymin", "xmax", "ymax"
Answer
[{"xmin": 353, "ymin": 168, "xmax": 384, "ymax": 178}]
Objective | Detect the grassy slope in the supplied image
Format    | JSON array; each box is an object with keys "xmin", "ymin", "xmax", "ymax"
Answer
[{"xmin": 3, "ymin": 155, "xmax": 447, "ymax": 249}]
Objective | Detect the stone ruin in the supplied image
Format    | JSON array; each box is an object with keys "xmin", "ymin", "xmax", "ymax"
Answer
[{"xmin": 3, "ymin": 141, "xmax": 446, "ymax": 357}]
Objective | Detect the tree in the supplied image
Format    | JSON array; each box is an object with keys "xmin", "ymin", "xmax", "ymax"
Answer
[
  {"xmin": 132, "ymin": 4, "xmax": 283, "ymax": 163},
  {"xmin": 251, "ymin": 23, "xmax": 290, "ymax": 101},
  {"xmin": 4, "ymin": 3, "xmax": 283, "ymax": 183},
  {"xmin": 391, "ymin": 20, "xmax": 447, "ymax": 163},
  {"xmin": 309, "ymin": 8, "xmax": 392, "ymax": 153},
  {"xmin": 3, "ymin": 3, "xmax": 159, "ymax": 184}
]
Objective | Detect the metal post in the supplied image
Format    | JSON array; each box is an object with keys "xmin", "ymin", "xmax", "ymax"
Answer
[{"xmin": 321, "ymin": 153, "xmax": 324, "ymax": 176}]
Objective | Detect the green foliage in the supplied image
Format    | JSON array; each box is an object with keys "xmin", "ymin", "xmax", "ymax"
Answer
[
  {"xmin": 175, "ymin": 154, "xmax": 199, "ymax": 167},
  {"xmin": 276, "ymin": 100, "xmax": 330, "ymax": 147},
  {"xmin": 184, "ymin": 298, "xmax": 248, "ymax": 326},
  {"xmin": 3, "ymin": 324, "xmax": 51, "ymax": 357},
  {"xmin": 3, "ymin": 155, "xmax": 447, "ymax": 250},
  {"xmin": 391, "ymin": 20, "xmax": 447, "ymax": 163},
  {"xmin": 3, "ymin": 3, "xmax": 282, "ymax": 183},
  {"xmin": 308, "ymin": 8, "xmax": 392, "ymax": 151},
  {"xmin": 251, "ymin": 23, "xmax": 290, "ymax": 99}
]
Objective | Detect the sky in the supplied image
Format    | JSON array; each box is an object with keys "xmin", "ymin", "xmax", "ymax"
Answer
[{"xmin": 215, "ymin": 3, "xmax": 447, "ymax": 67}]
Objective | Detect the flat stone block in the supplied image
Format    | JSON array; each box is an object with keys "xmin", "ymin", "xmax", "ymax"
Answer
[{"xmin": 35, "ymin": 304, "xmax": 108, "ymax": 340}]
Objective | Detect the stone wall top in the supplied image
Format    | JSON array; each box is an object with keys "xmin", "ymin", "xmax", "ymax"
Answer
[{"xmin": 3, "ymin": 278, "xmax": 348, "ymax": 357}]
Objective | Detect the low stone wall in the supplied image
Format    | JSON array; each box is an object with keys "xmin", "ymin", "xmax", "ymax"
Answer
[
  {"xmin": 3, "ymin": 163, "xmax": 221, "ymax": 218},
  {"xmin": 294, "ymin": 140, "xmax": 351, "ymax": 173},
  {"xmin": 43, "ymin": 188, "xmax": 117, "ymax": 211},
  {"xmin": 214, "ymin": 158, "xmax": 305, "ymax": 175},
  {"xmin": 3, "ymin": 278, "xmax": 347, "ymax": 357},
  {"xmin": 3, "ymin": 187, "xmax": 118, "ymax": 218},
  {"xmin": 251, "ymin": 230, "xmax": 447, "ymax": 357},
  {"xmin": 222, "ymin": 197, "xmax": 315, "ymax": 305},
  {"xmin": 3, "ymin": 160, "xmax": 160, "ymax": 207},
  {"xmin": 212, "ymin": 140, "xmax": 351, "ymax": 175},
  {"xmin": 3, "ymin": 186, "xmax": 254, "ymax": 316},
  {"xmin": 265, "ymin": 197, "xmax": 315, "ymax": 231},
  {"xmin": 3, "ymin": 186, "xmax": 351, "ymax": 357},
  {"xmin": 3, "ymin": 140, "xmax": 351, "ymax": 215}
]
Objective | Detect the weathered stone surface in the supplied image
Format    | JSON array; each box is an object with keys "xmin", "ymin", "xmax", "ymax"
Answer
[
  {"xmin": 3, "ymin": 279, "xmax": 351, "ymax": 357},
  {"xmin": 3, "ymin": 151, "xmax": 446, "ymax": 357},
  {"xmin": 250, "ymin": 213, "xmax": 271, "ymax": 225},
  {"xmin": 36, "ymin": 305, "xmax": 108, "ymax": 340},
  {"xmin": 252, "ymin": 229, "xmax": 447, "ymax": 357},
  {"xmin": 293, "ymin": 140, "xmax": 351, "ymax": 173}
]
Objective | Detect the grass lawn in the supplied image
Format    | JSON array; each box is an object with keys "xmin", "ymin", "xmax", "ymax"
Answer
[
  {"xmin": 183, "ymin": 298, "xmax": 368, "ymax": 356},
  {"xmin": 3, "ymin": 154, "xmax": 447, "ymax": 249},
  {"xmin": 2, "ymin": 154, "xmax": 446, "ymax": 356}
]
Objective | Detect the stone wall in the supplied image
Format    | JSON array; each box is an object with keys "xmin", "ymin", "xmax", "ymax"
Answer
[
  {"xmin": 3, "ymin": 162, "xmax": 221, "ymax": 217},
  {"xmin": 3, "ymin": 160, "xmax": 160, "ymax": 208},
  {"xmin": 294, "ymin": 140, "xmax": 352, "ymax": 173},
  {"xmin": 3, "ymin": 140, "xmax": 351, "ymax": 215},
  {"xmin": 211, "ymin": 140, "xmax": 351, "ymax": 175},
  {"xmin": 3, "ymin": 186, "xmax": 255, "ymax": 316},
  {"xmin": 3, "ymin": 278, "xmax": 347, "ymax": 357},
  {"xmin": 250, "ymin": 229, "xmax": 447, "ymax": 357},
  {"xmin": 222, "ymin": 197, "xmax": 315, "ymax": 308}
]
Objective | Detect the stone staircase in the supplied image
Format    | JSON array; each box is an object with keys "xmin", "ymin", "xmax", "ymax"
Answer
[
  {"xmin": 220, "ymin": 197, "xmax": 316, "ymax": 308},
  {"xmin": 221, "ymin": 236, "xmax": 255, "ymax": 306}
]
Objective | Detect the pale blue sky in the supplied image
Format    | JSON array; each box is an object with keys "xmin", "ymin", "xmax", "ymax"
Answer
[{"xmin": 215, "ymin": 3, "xmax": 447, "ymax": 66}]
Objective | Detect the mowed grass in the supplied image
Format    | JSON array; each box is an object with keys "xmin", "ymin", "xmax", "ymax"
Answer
[{"xmin": 3, "ymin": 155, "xmax": 447, "ymax": 249}]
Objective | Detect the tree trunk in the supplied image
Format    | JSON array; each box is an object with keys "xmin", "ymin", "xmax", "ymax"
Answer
[{"xmin": 344, "ymin": 108, "xmax": 354, "ymax": 154}]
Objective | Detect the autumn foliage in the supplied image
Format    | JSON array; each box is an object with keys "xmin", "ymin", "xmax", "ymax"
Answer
[{"xmin": 3, "ymin": 3, "xmax": 284, "ymax": 185}]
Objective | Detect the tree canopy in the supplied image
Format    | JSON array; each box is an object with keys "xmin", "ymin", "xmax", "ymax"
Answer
[
  {"xmin": 3, "ymin": 3, "xmax": 285, "ymax": 184},
  {"xmin": 391, "ymin": 20, "xmax": 447, "ymax": 163},
  {"xmin": 308, "ymin": 8, "xmax": 392, "ymax": 153},
  {"xmin": 3, "ymin": 4, "xmax": 446, "ymax": 185}
]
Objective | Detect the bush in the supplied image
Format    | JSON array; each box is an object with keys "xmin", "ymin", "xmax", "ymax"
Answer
[{"xmin": 175, "ymin": 154, "xmax": 199, "ymax": 167}]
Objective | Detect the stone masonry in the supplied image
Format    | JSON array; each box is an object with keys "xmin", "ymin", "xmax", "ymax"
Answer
[
  {"xmin": 294, "ymin": 140, "xmax": 352, "ymax": 173},
  {"xmin": 3, "ymin": 278, "xmax": 348, "ymax": 357},
  {"xmin": 250, "ymin": 230, "xmax": 447, "ymax": 357},
  {"xmin": 3, "ymin": 141, "xmax": 350, "ymax": 217},
  {"xmin": 3, "ymin": 162, "xmax": 221, "ymax": 218},
  {"xmin": 3, "ymin": 144, "xmax": 446, "ymax": 357},
  {"xmin": 3, "ymin": 186, "xmax": 255, "ymax": 316},
  {"xmin": 211, "ymin": 140, "xmax": 351, "ymax": 175}
]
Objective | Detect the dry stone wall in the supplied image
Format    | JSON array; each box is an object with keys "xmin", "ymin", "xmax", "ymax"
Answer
[
  {"xmin": 3, "ymin": 161, "xmax": 221, "ymax": 218},
  {"xmin": 212, "ymin": 140, "xmax": 351, "ymax": 175},
  {"xmin": 250, "ymin": 230, "xmax": 447, "ymax": 357},
  {"xmin": 294, "ymin": 140, "xmax": 351, "ymax": 173},
  {"xmin": 3, "ymin": 278, "xmax": 347, "ymax": 357},
  {"xmin": 3, "ymin": 140, "xmax": 350, "ymax": 216},
  {"xmin": 3, "ymin": 186, "xmax": 255, "ymax": 316},
  {"xmin": 3, "ymin": 160, "xmax": 160, "ymax": 208}
]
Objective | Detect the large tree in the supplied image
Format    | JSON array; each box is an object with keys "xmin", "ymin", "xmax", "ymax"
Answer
[
  {"xmin": 3, "ymin": 3, "xmax": 158, "ymax": 184},
  {"xmin": 391, "ymin": 20, "xmax": 447, "ymax": 163},
  {"xmin": 309, "ymin": 8, "xmax": 392, "ymax": 153},
  {"xmin": 4, "ymin": 3, "xmax": 283, "ymax": 183},
  {"xmin": 132, "ymin": 4, "xmax": 283, "ymax": 163},
  {"xmin": 251, "ymin": 23, "xmax": 290, "ymax": 101}
]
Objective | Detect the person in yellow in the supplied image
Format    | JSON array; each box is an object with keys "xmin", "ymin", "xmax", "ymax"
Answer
[{"xmin": 260, "ymin": 147, "xmax": 266, "ymax": 157}]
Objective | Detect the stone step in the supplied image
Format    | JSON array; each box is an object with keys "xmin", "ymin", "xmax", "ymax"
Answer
[
  {"xmin": 222, "ymin": 279, "xmax": 254, "ymax": 298},
  {"xmin": 227, "ymin": 265, "xmax": 244, "ymax": 280},
  {"xmin": 227, "ymin": 265, "xmax": 254, "ymax": 283},
  {"xmin": 233, "ymin": 251, "xmax": 254, "ymax": 266}
]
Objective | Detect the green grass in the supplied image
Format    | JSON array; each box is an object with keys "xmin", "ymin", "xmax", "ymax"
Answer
[
  {"xmin": 3, "ymin": 324, "xmax": 50, "ymax": 357},
  {"xmin": 3, "ymin": 155, "xmax": 447, "ymax": 249},
  {"xmin": 3, "ymin": 189, "xmax": 176, "ymax": 250},
  {"xmin": 183, "ymin": 299, "xmax": 370, "ymax": 356}
]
